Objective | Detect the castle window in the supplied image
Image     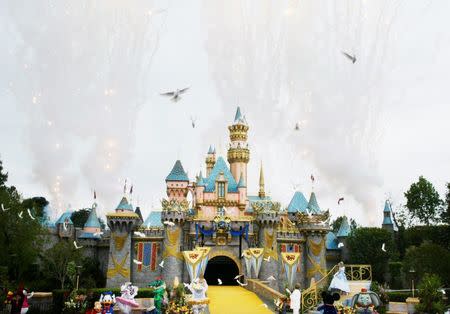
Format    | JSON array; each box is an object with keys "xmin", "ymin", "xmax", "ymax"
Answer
[
  {"xmin": 217, "ymin": 207, "xmax": 226, "ymax": 217},
  {"xmin": 218, "ymin": 182, "xmax": 225, "ymax": 198}
]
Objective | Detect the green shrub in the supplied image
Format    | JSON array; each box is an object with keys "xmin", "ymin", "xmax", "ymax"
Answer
[
  {"xmin": 385, "ymin": 291, "xmax": 412, "ymax": 302},
  {"xmin": 416, "ymin": 273, "xmax": 445, "ymax": 314},
  {"xmin": 404, "ymin": 225, "xmax": 450, "ymax": 250},
  {"xmin": 388, "ymin": 262, "xmax": 403, "ymax": 289}
]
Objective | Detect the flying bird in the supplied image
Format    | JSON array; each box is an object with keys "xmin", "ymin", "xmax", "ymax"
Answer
[
  {"xmin": 163, "ymin": 221, "xmax": 175, "ymax": 227},
  {"xmin": 236, "ymin": 279, "xmax": 247, "ymax": 287},
  {"xmin": 338, "ymin": 242, "xmax": 345, "ymax": 248},
  {"xmin": 18, "ymin": 211, "xmax": 23, "ymax": 219},
  {"xmin": 73, "ymin": 241, "xmax": 83, "ymax": 250},
  {"xmin": 267, "ymin": 276, "xmax": 276, "ymax": 281},
  {"xmin": 159, "ymin": 260, "xmax": 164, "ymax": 268},
  {"xmin": 1, "ymin": 203, "xmax": 9, "ymax": 211},
  {"xmin": 381, "ymin": 243, "xmax": 386, "ymax": 252},
  {"xmin": 190, "ymin": 116, "xmax": 197, "ymax": 128},
  {"xmin": 217, "ymin": 278, "xmax": 222, "ymax": 285},
  {"xmin": 261, "ymin": 304, "xmax": 268, "ymax": 308},
  {"xmin": 439, "ymin": 288, "xmax": 446, "ymax": 295},
  {"xmin": 134, "ymin": 231, "xmax": 146, "ymax": 238},
  {"xmin": 341, "ymin": 51, "xmax": 356, "ymax": 63},
  {"xmin": 234, "ymin": 274, "xmax": 244, "ymax": 280},
  {"xmin": 263, "ymin": 256, "xmax": 271, "ymax": 262},
  {"xmin": 27, "ymin": 209, "xmax": 35, "ymax": 220},
  {"xmin": 63, "ymin": 221, "xmax": 68, "ymax": 231},
  {"xmin": 93, "ymin": 231, "xmax": 104, "ymax": 237},
  {"xmin": 294, "ymin": 122, "xmax": 300, "ymax": 131},
  {"xmin": 160, "ymin": 87, "xmax": 190, "ymax": 102},
  {"xmin": 310, "ymin": 174, "xmax": 315, "ymax": 182},
  {"xmin": 338, "ymin": 197, "xmax": 344, "ymax": 205},
  {"xmin": 133, "ymin": 259, "xmax": 142, "ymax": 265}
]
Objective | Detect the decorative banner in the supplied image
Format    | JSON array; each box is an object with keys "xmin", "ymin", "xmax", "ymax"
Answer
[
  {"xmin": 163, "ymin": 228, "xmax": 183, "ymax": 260},
  {"xmin": 281, "ymin": 252, "xmax": 301, "ymax": 289},
  {"xmin": 113, "ymin": 234, "xmax": 128, "ymax": 251},
  {"xmin": 195, "ymin": 246, "xmax": 211, "ymax": 278},
  {"xmin": 107, "ymin": 252, "xmax": 130, "ymax": 279},
  {"xmin": 306, "ymin": 254, "xmax": 327, "ymax": 278},
  {"xmin": 263, "ymin": 229, "xmax": 278, "ymax": 261},
  {"xmin": 280, "ymin": 243, "xmax": 300, "ymax": 253},
  {"xmin": 249, "ymin": 248, "xmax": 264, "ymax": 279},
  {"xmin": 243, "ymin": 249, "xmax": 253, "ymax": 278},
  {"xmin": 135, "ymin": 242, "xmax": 158, "ymax": 272},
  {"xmin": 308, "ymin": 238, "xmax": 324, "ymax": 256},
  {"xmin": 182, "ymin": 250, "xmax": 205, "ymax": 282}
]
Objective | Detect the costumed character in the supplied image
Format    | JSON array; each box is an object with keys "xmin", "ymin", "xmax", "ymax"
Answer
[
  {"xmin": 86, "ymin": 301, "xmax": 103, "ymax": 314},
  {"xmin": 148, "ymin": 279, "xmax": 167, "ymax": 314},
  {"xmin": 329, "ymin": 262, "xmax": 350, "ymax": 294},
  {"xmin": 115, "ymin": 282, "xmax": 140, "ymax": 314},
  {"xmin": 350, "ymin": 288, "xmax": 381, "ymax": 314},
  {"xmin": 185, "ymin": 277, "xmax": 209, "ymax": 314},
  {"xmin": 289, "ymin": 284, "xmax": 301, "ymax": 314},
  {"xmin": 317, "ymin": 291, "xmax": 340, "ymax": 314},
  {"xmin": 20, "ymin": 289, "xmax": 34, "ymax": 314},
  {"xmin": 4, "ymin": 290, "xmax": 14, "ymax": 313},
  {"xmin": 10, "ymin": 290, "xmax": 23, "ymax": 314},
  {"xmin": 99, "ymin": 291, "xmax": 116, "ymax": 314}
]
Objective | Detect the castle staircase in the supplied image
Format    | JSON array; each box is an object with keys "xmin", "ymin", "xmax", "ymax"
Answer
[{"xmin": 301, "ymin": 264, "xmax": 372, "ymax": 313}]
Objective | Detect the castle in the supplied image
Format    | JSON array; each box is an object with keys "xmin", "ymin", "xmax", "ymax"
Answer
[{"xmin": 50, "ymin": 107, "xmax": 394, "ymax": 291}]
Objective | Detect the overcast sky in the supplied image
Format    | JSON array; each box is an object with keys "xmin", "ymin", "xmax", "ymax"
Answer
[{"xmin": 1, "ymin": 0, "xmax": 449, "ymax": 226}]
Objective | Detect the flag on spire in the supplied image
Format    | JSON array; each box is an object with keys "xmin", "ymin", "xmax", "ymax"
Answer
[
  {"xmin": 94, "ymin": 190, "xmax": 97, "ymax": 200},
  {"xmin": 130, "ymin": 184, "xmax": 133, "ymax": 195},
  {"xmin": 310, "ymin": 174, "xmax": 315, "ymax": 182},
  {"xmin": 124, "ymin": 179, "xmax": 127, "ymax": 194}
]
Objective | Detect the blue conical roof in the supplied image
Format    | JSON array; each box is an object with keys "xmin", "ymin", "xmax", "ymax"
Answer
[
  {"xmin": 383, "ymin": 200, "xmax": 391, "ymax": 213},
  {"xmin": 307, "ymin": 192, "xmax": 321, "ymax": 214},
  {"xmin": 204, "ymin": 156, "xmax": 238, "ymax": 192},
  {"xmin": 84, "ymin": 206, "xmax": 101, "ymax": 228},
  {"xmin": 287, "ymin": 191, "xmax": 308, "ymax": 213},
  {"xmin": 326, "ymin": 231, "xmax": 339, "ymax": 250},
  {"xmin": 166, "ymin": 160, "xmax": 189, "ymax": 182},
  {"xmin": 234, "ymin": 107, "xmax": 242, "ymax": 122},
  {"xmin": 237, "ymin": 173, "xmax": 246, "ymax": 188},
  {"xmin": 208, "ymin": 145, "xmax": 214, "ymax": 154},
  {"xmin": 55, "ymin": 211, "xmax": 73, "ymax": 225},
  {"xmin": 337, "ymin": 216, "xmax": 351, "ymax": 237},
  {"xmin": 196, "ymin": 171, "xmax": 206, "ymax": 186},
  {"xmin": 144, "ymin": 211, "xmax": 163, "ymax": 228},
  {"xmin": 116, "ymin": 196, "xmax": 133, "ymax": 211}
]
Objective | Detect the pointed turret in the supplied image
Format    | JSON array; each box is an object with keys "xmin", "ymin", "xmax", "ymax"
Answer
[
  {"xmin": 382, "ymin": 200, "xmax": 394, "ymax": 232},
  {"xmin": 237, "ymin": 173, "xmax": 246, "ymax": 188},
  {"xmin": 135, "ymin": 206, "xmax": 143, "ymax": 222},
  {"xmin": 205, "ymin": 146, "xmax": 216, "ymax": 177},
  {"xmin": 258, "ymin": 162, "xmax": 266, "ymax": 198},
  {"xmin": 336, "ymin": 216, "xmax": 351, "ymax": 238},
  {"xmin": 116, "ymin": 196, "xmax": 133, "ymax": 212},
  {"xmin": 166, "ymin": 160, "xmax": 189, "ymax": 182},
  {"xmin": 228, "ymin": 107, "xmax": 250, "ymax": 182},
  {"xmin": 287, "ymin": 191, "xmax": 308, "ymax": 213},
  {"xmin": 307, "ymin": 192, "xmax": 321, "ymax": 214},
  {"xmin": 166, "ymin": 160, "xmax": 189, "ymax": 201}
]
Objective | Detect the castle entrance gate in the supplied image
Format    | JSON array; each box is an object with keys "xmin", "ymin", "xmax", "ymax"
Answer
[{"xmin": 204, "ymin": 256, "xmax": 239, "ymax": 286}]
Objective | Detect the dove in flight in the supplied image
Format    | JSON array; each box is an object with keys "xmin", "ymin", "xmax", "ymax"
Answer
[
  {"xmin": 295, "ymin": 122, "xmax": 300, "ymax": 131},
  {"xmin": 264, "ymin": 256, "xmax": 271, "ymax": 262},
  {"xmin": 236, "ymin": 279, "xmax": 247, "ymax": 287},
  {"xmin": 1, "ymin": 203, "xmax": 9, "ymax": 211},
  {"xmin": 261, "ymin": 304, "xmax": 268, "ymax": 308},
  {"xmin": 134, "ymin": 231, "xmax": 146, "ymax": 238},
  {"xmin": 163, "ymin": 220, "xmax": 175, "ymax": 226},
  {"xmin": 93, "ymin": 231, "xmax": 104, "ymax": 237},
  {"xmin": 381, "ymin": 243, "xmax": 386, "ymax": 252},
  {"xmin": 338, "ymin": 197, "xmax": 344, "ymax": 205},
  {"xmin": 27, "ymin": 209, "xmax": 35, "ymax": 220},
  {"xmin": 63, "ymin": 221, "xmax": 68, "ymax": 230},
  {"xmin": 73, "ymin": 241, "xmax": 83, "ymax": 250},
  {"xmin": 217, "ymin": 278, "xmax": 222, "ymax": 285},
  {"xmin": 160, "ymin": 87, "xmax": 190, "ymax": 102},
  {"xmin": 234, "ymin": 274, "xmax": 244, "ymax": 280},
  {"xmin": 267, "ymin": 276, "xmax": 276, "ymax": 281},
  {"xmin": 341, "ymin": 51, "xmax": 356, "ymax": 63},
  {"xmin": 18, "ymin": 211, "xmax": 23, "ymax": 219},
  {"xmin": 338, "ymin": 242, "xmax": 345, "ymax": 248},
  {"xmin": 133, "ymin": 259, "xmax": 142, "ymax": 265},
  {"xmin": 159, "ymin": 260, "xmax": 164, "ymax": 268},
  {"xmin": 190, "ymin": 116, "xmax": 197, "ymax": 128}
]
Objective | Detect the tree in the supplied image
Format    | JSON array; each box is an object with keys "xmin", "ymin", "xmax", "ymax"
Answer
[
  {"xmin": 70, "ymin": 209, "xmax": 91, "ymax": 228},
  {"xmin": 0, "ymin": 160, "xmax": 8, "ymax": 186},
  {"xmin": 415, "ymin": 274, "xmax": 446, "ymax": 314},
  {"xmin": 42, "ymin": 241, "xmax": 81, "ymax": 289},
  {"xmin": 331, "ymin": 216, "xmax": 357, "ymax": 233},
  {"xmin": 442, "ymin": 182, "xmax": 450, "ymax": 224},
  {"xmin": 404, "ymin": 176, "xmax": 443, "ymax": 225},
  {"xmin": 346, "ymin": 228, "xmax": 395, "ymax": 283}
]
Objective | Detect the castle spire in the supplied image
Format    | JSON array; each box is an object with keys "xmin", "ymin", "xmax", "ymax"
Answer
[
  {"xmin": 228, "ymin": 106, "xmax": 250, "ymax": 183},
  {"xmin": 258, "ymin": 161, "xmax": 265, "ymax": 198}
]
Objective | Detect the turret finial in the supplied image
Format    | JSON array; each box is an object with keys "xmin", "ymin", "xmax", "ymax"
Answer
[{"xmin": 258, "ymin": 161, "xmax": 265, "ymax": 198}]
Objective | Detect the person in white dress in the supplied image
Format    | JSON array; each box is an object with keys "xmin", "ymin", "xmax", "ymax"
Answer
[
  {"xmin": 289, "ymin": 283, "xmax": 301, "ymax": 314},
  {"xmin": 329, "ymin": 262, "xmax": 350, "ymax": 294}
]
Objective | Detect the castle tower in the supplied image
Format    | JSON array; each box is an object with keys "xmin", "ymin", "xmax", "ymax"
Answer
[
  {"xmin": 227, "ymin": 107, "xmax": 250, "ymax": 183},
  {"xmin": 382, "ymin": 200, "xmax": 394, "ymax": 233},
  {"xmin": 237, "ymin": 173, "xmax": 247, "ymax": 210},
  {"xmin": 83, "ymin": 203, "xmax": 101, "ymax": 234},
  {"xmin": 166, "ymin": 160, "xmax": 189, "ymax": 201},
  {"xmin": 205, "ymin": 146, "xmax": 216, "ymax": 177},
  {"xmin": 105, "ymin": 196, "xmax": 141, "ymax": 287},
  {"xmin": 336, "ymin": 216, "xmax": 351, "ymax": 261},
  {"xmin": 161, "ymin": 160, "xmax": 189, "ymax": 284},
  {"xmin": 258, "ymin": 162, "xmax": 265, "ymax": 198}
]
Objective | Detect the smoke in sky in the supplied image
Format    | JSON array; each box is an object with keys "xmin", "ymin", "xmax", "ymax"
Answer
[
  {"xmin": 1, "ymin": 0, "xmax": 168, "ymax": 218},
  {"xmin": 202, "ymin": 0, "xmax": 435, "ymax": 219}
]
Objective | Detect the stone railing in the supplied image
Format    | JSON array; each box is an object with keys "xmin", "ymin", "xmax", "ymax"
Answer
[
  {"xmin": 301, "ymin": 264, "xmax": 372, "ymax": 313},
  {"xmin": 245, "ymin": 279, "xmax": 285, "ymax": 304}
]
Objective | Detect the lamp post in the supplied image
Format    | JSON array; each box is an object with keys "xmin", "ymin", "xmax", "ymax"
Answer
[
  {"xmin": 75, "ymin": 265, "xmax": 82, "ymax": 291},
  {"xmin": 409, "ymin": 268, "xmax": 416, "ymax": 298}
]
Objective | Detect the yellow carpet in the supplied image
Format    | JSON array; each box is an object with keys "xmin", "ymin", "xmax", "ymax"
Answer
[{"xmin": 208, "ymin": 286, "xmax": 274, "ymax": 314}]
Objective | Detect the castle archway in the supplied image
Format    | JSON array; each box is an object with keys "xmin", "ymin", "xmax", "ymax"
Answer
[{"xmin": 204, "ymin": 255, "xmax": 239, "ymax": 286}]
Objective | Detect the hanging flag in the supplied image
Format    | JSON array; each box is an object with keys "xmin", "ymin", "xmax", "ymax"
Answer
[
  {"xmin": 338, "ymin": 197, "xmax": 344, "ymax": 205},
  {"xmin": 94, "ymin": 190, "xmax": 97, "ymax": 200},
  {"xmin": 195, "ymin": 246, "xmax": 211, "ymax": 278},
  {"xmin": 135, "ymin": 242, "xmax": 158, "ymax": 272},
  {"xmin": 281, "ymin": 252, "xmax": 301, "ymax": 289},
  {"xmin": 249, "ymin": 248, "xmax": 265, "ymax": 279},
  {"xmin": 182, "ymin": 250, "xmax": 204, "ymax": 282},
  {"xmin": 243, "ymin": 250, "xmax": 253, "ymax": 278},
  {"xmin": 310, "ymin": 174, "xmax": 315, "ymax": 182},
  {"xmin": 124, "ymin": 179, "xmax": 127, "ymax": 194},
  {"xmin": 130, "ymin": 184, "xmax": 133, "ymax": 195}
]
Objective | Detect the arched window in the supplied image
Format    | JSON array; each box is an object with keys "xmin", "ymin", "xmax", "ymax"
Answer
[{"xmin": 218, "ymin": 182, "xmax": 225, "ymax": 198}]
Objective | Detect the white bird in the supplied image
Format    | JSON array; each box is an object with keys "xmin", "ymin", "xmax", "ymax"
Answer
[
  {"xmin": 286, "ymin": 288, "xmax": 291, "ymax": 295},
  {"xmin": 190, "ymin": 116, "xmax": 197, "ymax": 128},
  {"xmin": 236, "ymin": 280, "xmax": 247, "ymax": 287},
  {"xmin": 1, "ymin": 203, "xmax": 9, "ymax": 211},
  {"xmin": 439, "ymin": 288, "xmax": 446, "ymax": 295},
  {"xmin": 159, "ymin": 260, "xmax": 164, "ymax": 268},
  {"xmin": 18, "ymin": 211, "xmax": 23, "ymax": 219},
  {"xmin": 261, "ymin": 304, "xmax": 268, "ymax": 308},
  {"xmin": 73, "ymin": 241, "xmax": 83, "ymax": 250},
  {"xmin": 217, "ymin": 278, "xmax": 222, "ymax": 285},
  {"xmin": 294, "ymin": 122, "xmax": 300, "ymax": 131},
  {"xmin": 133, "ymin": 259, "xmax": 142, "ymax": 265},
  {"xmin": 163, "ymin": 221, "xmax": 175, "ymax": 227},
  {"xmin": 134, "ymin": 231, "xmax": 146, "ymax": 238},
  {"xmin": 93, "ymin": 231, "xmax": 104, "ymax": 237},
  {"xmin": 234, "ymin": 274, "xmax": 243, "ymax": 280},
  {"xmin": 274, "ymin": 299, "xmax": 281, "ymax": 307},
  {"xmin": 267, "ymin": 276, "xmax": 276, "ymax": 281},
  {"xmin": 63, "ymin": 221, "xmax": 68, "ymax": 231},
  {"xmin": 264, "ymin": 256, "xmax": 271, "ymax": 262},
  {"xmin": 341, "ymin": 51, "xmax": 357, "ymax": 63},
  {"xmin": 338, "ymin": 242, "xmax": 345, "ymax": 248},
  {"xmin": 381, "ymin": 243, "xmax": 386, "ymax": 252},
  {"xmin": 160, "ymin": 87, "xmax": 190, "ymax": 102},
  {"xmin": 27, "ymin": 209, "xmax": 35, "ymax": 220}
]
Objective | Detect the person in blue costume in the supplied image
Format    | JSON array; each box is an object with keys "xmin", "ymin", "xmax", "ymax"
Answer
[
  {"xmin": 99, "ymin": 291, "xmax": 116, "ymax": 314},
  {"xmin": 317, "ymin": 291, "xmax": 340, "ymax": 314},
  {"xmin": 329, "ymin": 262, "xmax": 350, "ymax": 294}
]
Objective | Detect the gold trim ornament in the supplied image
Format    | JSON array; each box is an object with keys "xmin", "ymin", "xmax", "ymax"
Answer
[
  {"xmin": 264, "ymin": 229, "xmax": 279, "ymax": 261},
  {"xmin": 249, "ymin": 248, "xmax": 265, "ymax": 278},
  {"xmin": 281, "ymin": 252, "xmax": 301, "ymax": 289},
  {"xmin": 113, "ymin": 234, "xmax": 128, "ymax": 251},
  {"xmin": 195, "ymin": 247, "xmax": 211, "ymax": 277},
  {"xmin": 163, "ymin": 228, "xmax": 183, "ymax": 260},
  {"xmin": 243, "ymin": 249, "xmax": 252, "ymax": 277},
  {"xmin": 182, "ymin": 250, "xmax": 205, "ymax": 281},
  {"xmin": 308, "ymin": 238, "xmax": 324, "ymax": 256},
  {"xmin": 306, "ymin": 254, "xmax": 327, "ymax": 278},
  {"xmin": 107, "ymin": 252, "xmax": 130, "ymax": 279}
]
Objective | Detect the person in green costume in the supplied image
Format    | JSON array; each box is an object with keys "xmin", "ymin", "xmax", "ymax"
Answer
[{"xmin": 148, "ymin": 279, "xmax": 167, "ymax": 314}]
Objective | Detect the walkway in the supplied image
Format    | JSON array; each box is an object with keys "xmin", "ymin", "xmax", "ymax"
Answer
[{"xmin": 208, "ymin": 286, "xmax": 273, "ymax": 314}]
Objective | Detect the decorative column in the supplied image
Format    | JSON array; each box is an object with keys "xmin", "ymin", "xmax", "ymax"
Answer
[{"xmin": 305, "ymin": 231, "xmax": 327, "ymax": 286}]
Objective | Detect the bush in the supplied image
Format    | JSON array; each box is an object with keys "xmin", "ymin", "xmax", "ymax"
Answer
[
  {"xmin": 416, "ymin": 273, "xmax": 445, "ymax": 314},
  {"xmin": 404, "ymin": 225, "xmax": 450, "ymax": 250},
  {"xmin": 388, "ymin": 262, "xmax": 403, "ymax": 289},
  {"xmin": 385, "ymin": 291, "xmax": 412, "ymax": 302}
]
